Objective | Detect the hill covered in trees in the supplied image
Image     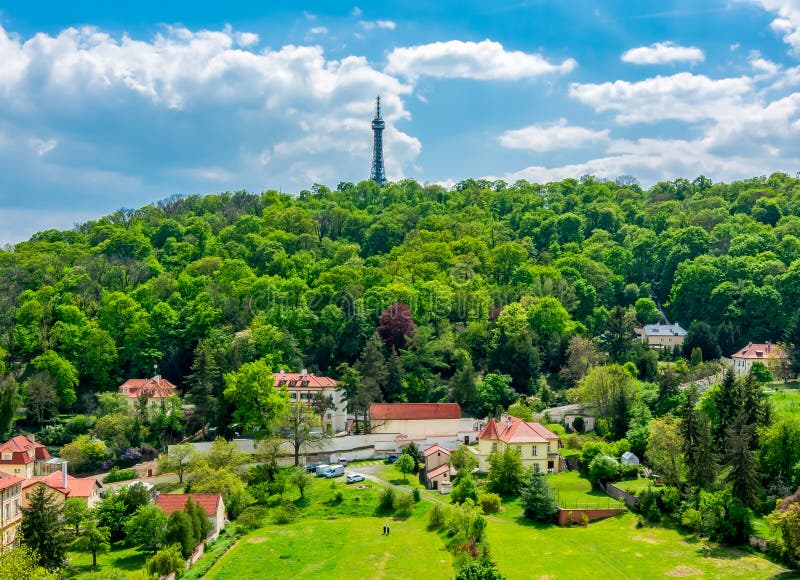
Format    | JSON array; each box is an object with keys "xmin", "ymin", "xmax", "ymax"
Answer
[{"xmin": 2, "ymin": 173, "xmax": 800, "ymax": 433}]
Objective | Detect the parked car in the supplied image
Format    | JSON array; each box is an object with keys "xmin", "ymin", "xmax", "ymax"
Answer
[
  {"xmin": 305, "ymin": 463, "xmax": 321, "ymax": 473},
  {"xmin": 322, "ymin": 465, "xmax": 345, "ymax": 478},
  {"xmin": 386, "ymin": 455, "xmax": 398, "ymax": 464},
  {"xmin": 338, "ymin": 458, "xmax": 348, "ymax": 466},
  {"xmin": 315, "ymin": 464, "xmax": 333, "ymax": 477},
  {"xmin": 346, "ymin": 473, "xmax": 365, "ymax": 483}
]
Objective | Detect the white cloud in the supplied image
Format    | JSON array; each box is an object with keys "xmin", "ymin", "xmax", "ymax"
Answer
[
  {"xmin": 621, "ymin": 41, "xmax": 705, "ymax": 65},
  {"xmin": 749, "ymin": 50, "xmax": 781, "ymax": 77},
  {"xmin": 385, "ymin": 39, "xmax": 577, "ymax": 81},
  {"xmin": 350, "ymin": 7, "xmax": 363, "ymax": 17},
  {"xmin": 0, "ymin": 22, "xmax": 422, "ymax": 239},
  {"xmin": 359, "ymin": 20, "xmax": 396, "ymax": 31},
  {"xmin": 309, "ymin": 26, "xmax": 329, "ymax": 35},
  {"xmin": 748, "ymin": 0, "xmax": 800, "ymax": 52},
  {"xmin": 498, "ymin": 118, "xmax": 609, "ymax": 152},
  {"xmin": 569, "ymin": 73, "xmax": 753, "ymax": 124}
]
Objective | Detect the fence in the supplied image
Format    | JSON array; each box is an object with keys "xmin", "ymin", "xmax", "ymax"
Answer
[
  {"xmin": 556, "ymin": 507, "xmax": 627, "ymax": 526},
  {"xmin": 605, "ymin": 482, "xmax": 639, "ymax": 508}
]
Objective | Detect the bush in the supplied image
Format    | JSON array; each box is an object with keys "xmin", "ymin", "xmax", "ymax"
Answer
[
  {"xmin": 379, "ymin": 487, "xmax": 396, "ymax": 511},
  {"xmin": 395, "ymin": 492, "xmax": 415, "ymax": 518},
  {"xmin": 412, "ymin": 487, "xmax": 421, "ymax": 502},
  {"xmin": 587, "ymin": 455, "xmax": 619, "ymax": 487},
  {"xmin": 619, "ymin": 464, "xmax": 640, "ymax": 480},
  {"xmin": 103, "ymin": 467, "xmax": 138, "ymax": 484},
  {"xmin": 428, "ymin": 503, "xmax": 446, "ymax": 530},
  {"xmin": 451, "ymin": 476, "xmax": 479, "ymax": 505},
  {"xmin": 146, "ymin": 544, "xmax": 184, "ymax": 578},
  {"xmin": 117, "ymin": 448, "xmax": 142, "ymax": 468},
  {"xmin": 272, "ymin": 504, "xmax": 298, "ymax": 525},
  {"xmin": 564, "ymin": 433, "xmax": 583, "ymax": 450},
  {"xmin": 236, "ymin": 506, "xmax": 269, "ymax": 530},
  {"xmin": 479, "ymin": 493, "xmax": 501, "ymax": 514}
]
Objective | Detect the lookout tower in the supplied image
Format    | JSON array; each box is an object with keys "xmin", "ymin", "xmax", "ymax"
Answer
[{"xmin": 370, "ymin": 95, "xmax": 386, "ymax": 186}]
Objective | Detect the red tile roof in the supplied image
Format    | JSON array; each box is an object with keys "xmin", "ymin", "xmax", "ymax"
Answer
[
  {"xmin": 369, "ymin": 403, "xmax": 461, "ymax": 421},
  {"xmin": 731, "ymin": 342, "xmax": 788, "ymax": 360},
  {"xmin": 155, "ymin": 493, "xmax": 222, "ymax": 518},
  {"xmin": 478, "ymin": 416, "xmax": 559, "ymax": 445},
  {"xmin": 0, "ymin": 435, "xmax": 51, "ymax": 465},
  {"xmin": 423, "ymin": 444, "xmax": 451, "ymax": 457},
  {"xmin": 119, "ymin": 377, "xmax": 178, "ymax": 399},
  {"xmin": 0, "ymin": 472, "xmax": 22, "ymax": 491},
  {"xmin": 426, "ymin": 464, "xmax": 450, "ymax": 479},
  {"xmin": 22, "ymin": 471, "xmax": 101, "ymax": 498},
  {"xmin": 274, "ymin": 371, "xmax": 337, "ymax": 389}
]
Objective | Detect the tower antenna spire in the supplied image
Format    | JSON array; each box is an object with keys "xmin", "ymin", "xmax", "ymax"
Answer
[{"xmin": 370, "ymin": 95, "xmax": 386, "ymax": 186}]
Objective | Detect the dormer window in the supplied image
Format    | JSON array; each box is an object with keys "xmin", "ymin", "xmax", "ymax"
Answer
[
  {"xmin": 301, "ymin": 380, "xmax": 309, "ymax": 387},
  {"xmin": 289, "ymin": 379, "xmax": 297, "ymax": 387},
  {"xmin": 1, "ymin": 452, "xmax": 11, "ymax": 461},
  {"xmin": 279, "ymin": 379, "xmax": 287, "ymax": 386}
]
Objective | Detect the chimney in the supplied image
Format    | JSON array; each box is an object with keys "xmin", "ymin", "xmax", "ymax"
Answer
[
  {"xmin": 301, "ymin": 369, "xmax": 307, "ymax": 378},
  {"xmin": 61, "ymin": 461, "xmax": 68, "ymax": 489},
  {"xmin": 25, "ymin": 434, "xmax": 35, "ymax": 444}
]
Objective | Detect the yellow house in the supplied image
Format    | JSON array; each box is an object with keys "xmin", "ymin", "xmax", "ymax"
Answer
[
  {"xmin": 477, "ymin": 415, "xmax": 562, "ymax": 474},
  {"xmin": 21, "ymin": 470, "xmax": 103, "ymax": 509},
  {"xmin": 0, "ymin": 473, "xmax": 22, "ymax": 550}
]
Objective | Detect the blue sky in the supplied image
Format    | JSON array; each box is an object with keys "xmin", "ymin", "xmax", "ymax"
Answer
[{"xmin": 1, "ymin": 0, "xmax": 799, "ymax": 243}]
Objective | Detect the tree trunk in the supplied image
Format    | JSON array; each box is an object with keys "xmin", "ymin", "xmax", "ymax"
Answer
[{"xmin": 92, "ymin": 549, "xmax": 97, "ymax": 567}]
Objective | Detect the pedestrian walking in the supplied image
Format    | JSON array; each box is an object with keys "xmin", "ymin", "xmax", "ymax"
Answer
[{"xmin": 387, "ymin": 526, "xmax": 390, "ymax": 535}]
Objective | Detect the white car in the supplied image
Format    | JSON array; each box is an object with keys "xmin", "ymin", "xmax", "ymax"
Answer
[{"xmin": 346, "ymin": 473, "xmax": 365, "ymax": 483}]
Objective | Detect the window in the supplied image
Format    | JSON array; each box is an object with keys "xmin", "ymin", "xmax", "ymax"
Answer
[
  {"xmin": 531, "ymin": 446, "xmax": 537, "ymax": 457},
  {"xmin": 547, "ymin": 443, "xmax": 551, "ymax": 453},
  {"xmin": 301, "ymin": 380, "xmax": 309, "ymax": 387},
  {"xmin": 290, "ymin": 393, "xmax": 297, "ymax": 400},
  {"xmin": 1, "ymin": 452, "xmax": 10, "ymax": 461},
  {"xmin": 533, "ymin": 463, "xmax": 540, "ymax": 474},
  {"xmin": 491, "ymin": 443, "xmax": 498, "ymax": 452}
]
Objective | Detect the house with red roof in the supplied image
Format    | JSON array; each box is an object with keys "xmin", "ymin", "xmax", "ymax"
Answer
[
  {"xmin": 0, "ymin": 472, "xmax": 23, "ymax": 549},
  {"xmin": 155, "ymin": 493, "xmax": 226, "ymax": 539},
  {"xmin": 730, "ymin": 342, "xmax": 789, "ymax": 377},
  {"xmin": 0, "ymin": 434, "xmax": 52, "ymax": 479},
  {"xmin": 22, "ymin": 468, "xmax": 103, "ymax": 508},
  {"xmin": 119, "ymin": 375, "xmax": 179, "ymax": 408},
  {"xmin": 477, "ymin": 415, "xmax": 562, "ymax": 474},
  {"xmin": 422, "ymin": 444, "xmax": 452, "ymax": 490},
  {"xmin": 274, "ymin": 370, "xmax": 347, "ymax": 433}
]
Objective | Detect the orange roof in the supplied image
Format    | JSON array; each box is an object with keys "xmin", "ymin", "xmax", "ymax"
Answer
[
  {"xmin": 155, "ymin": 493, "xmax": 222, "ymax": 517},
  {"xmin": 423, "ymin": 444, "xmax": 451, "ymax": 457},
  {"xmin": 23, "ymin": 471, "xmax": 101, "ymax": 498},
  {"xmin": 731, "ymin": 342, "xmax": 787, "ymax": 360},
  {"xmin": 370, "ymin": 403, "xmax": 461, "ymax": 421},
  {"xmin": 0, "ymin": 435, "xmax": 51, "ymax": 465},
  {"xmin": 274, "ymin": 371, "xmax": 337, "ymax": 389},
  {"xmin": 0, "ymin": 472, "xmax": 22, "ymax": 491},
  {"xmin": 478, "ymin": 416, "xmax": 559, "ymax": 445},
  {"xmin": 119, "ymin": 377, "xmax": 178, "ymax": 399},
  {"xmin": 426, "ymin": 464, "xmax": 450, "ymax": 479}
]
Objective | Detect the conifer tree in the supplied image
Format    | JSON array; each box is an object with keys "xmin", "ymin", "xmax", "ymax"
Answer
[
  {"xmin": 725, "ymin": 415, "xmax": 761, "ymax": 507},
  {"xmin": 21, "ymin": 485, "xmax": 68, "ymax": 570},
  {"xmin": 520, "ymin": 473, "xmax": 558, "ymax": 522},
  {"xmin": 384, "ymin": 347, "xmax": 405, "ymax": 403},
  {"xmin": 681, "ymin": 385, "xmax": 716, "ymax": 488}
]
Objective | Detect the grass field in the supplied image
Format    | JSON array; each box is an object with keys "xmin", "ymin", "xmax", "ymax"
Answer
[
  {"xmin": 547, "ymin": 471, "xmax": 624, "ymax": 508},
  {"xmin": 65, "ymin": 542, "xmax": 149, "ymax": 578},
  {"xmin": 768, "ymin": 387, "xmax": 800, "ymax": 417},
  {"xmin": 205, "ymin": 515, "xmax": 452, "ymax": 579},
  {"xmin": 488, "ymin": 508, "xmax": 791, "ymax": 579}
]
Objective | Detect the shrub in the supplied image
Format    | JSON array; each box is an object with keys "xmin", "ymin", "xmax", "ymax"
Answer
[
  {"xmin": 117, "ymin": 448, "xmax": 142, "ymax": 468},
  {"xmin": 146, "ymin": 544, "xmax": 184, "ymax": 578},
  {"xmin": 451, "ymin": 476, "xmax": 479, "ymax": 505},
  {"xmin": 272, "ymin": 504, "xmax": 298, "ymax": 525},
  {"xmin": 479, "ymin": 493, "xmax": 501, "ymax": 514},
  {"xmin": 619, "ymin": 464, "xmax": 640, "ymax": 480},
  {"xmin": 379, "ymin": 487, "xmax": 396, "ymax": 511},
  {"xmin": 428, "ymin": 503, "xmax": 446, "ymax": 530},
  {"xmin": 454, "ymin": 556, "xmax": 505, "ymax": 580},
  {"xmin": 580, "ymin": 513, "xmax": 590, "ymax": 527},
  {"xmin": 587, "ymin": 455, "xmax": 619, "ymax": 487},
  {"xmin": 103, "ymin": 467, "xmax": 138, "ymax": 484},
  {"xmin": 412, "ymin": 487, "xmax": 421, "ymax": 502},
  {"xmin": 520, "ymin": 473, "xmax": 557, "ymax": 522},
  {"xmin": 236, "ymin": 506, "xmax": 269, "ymax": 530},
  {"xmin": 564, "ymin": 434, "xmax": 583, "ymax": 450},
  {"xmin": 395, "ymin": 492, "xmax": 415, "ymax": 518}
]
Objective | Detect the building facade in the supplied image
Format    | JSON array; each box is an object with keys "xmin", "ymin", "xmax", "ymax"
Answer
[
  {"xmin": 422, "ymin": 444, "xmax": 452, "ymax": 490},
  {"xmin": 369, "ymin": 403, "xmax": 464, "ymax": 438},
  {"xmin": 477, "ymin": 415, "xmax": 562, "ymax": 474},
  {"xmin": 730, "ymin": 342, "xmax": 789, "ymax": 376},
  {"xmin": 0, "ymin": 473, "xmax": 22, "ymax": 550},
  {"xmin": 0, "ymin": 435, "xmax": 52, "ymax": 479},
  {"xmin": 155, "ymin": 493, "xmax": 226, "ymax": 540},
  {"xmin": 119, "ymin": 375, "xmax": 179, "ymax": 408},
  {"xmin": 638, "ymin": 322, "xmax": 687, "ymax": 350},
  {"xmin": 275, "ymin": 370, "xmax": 348, "ymax": 433},
  {"xmin": 21, "ymin": 469, "xmax": 103, "ymax": 508}
]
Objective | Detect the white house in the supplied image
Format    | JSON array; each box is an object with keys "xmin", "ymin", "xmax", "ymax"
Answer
[
  {"xmin": 730, "ymin": 342, "xmax": 789, "ymax": 376},
  {"xmin": 275, "ymin": 370, "xmax": 348, "ymax": 433}
]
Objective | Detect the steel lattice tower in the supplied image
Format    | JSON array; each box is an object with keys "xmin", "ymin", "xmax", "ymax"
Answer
[{"xmin": 370, "ymin": 95, "xmax": 386, "ymax": 186}]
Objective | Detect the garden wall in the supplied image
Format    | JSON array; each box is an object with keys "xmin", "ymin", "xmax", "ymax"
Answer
[
  {"xmin": 605, "ymin": 482, "xmax": 639, "ymax": 508},
  {"xmin": 556, "ymin": 507, "xmax": 627, "ymax": 526}
]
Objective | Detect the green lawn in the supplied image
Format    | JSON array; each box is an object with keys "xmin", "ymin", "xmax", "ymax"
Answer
[
  {"xmin": 616, "ymin": 477, "xmax": 656, "ymax": 495},
  {"xmin": 547, "ymin": 471, "xmax": 624, "ymax": 509},
  {"xmin": 768, "ymin": 387, "xmax": 800, "ymax": 417},
  {"xmin": 372, "ymin": 463, "xmax": 426, "ymax": 488},
  {"xmin": 205, "ymin": 516, "xmax": 452, "ymax": 579},
  {"xmin": 488, "ymin": 511, "xmax": 791, "ymax": 579},
  {"xmin": 65, "ymin": 542, "xmax": 149, "ymax": 578}
]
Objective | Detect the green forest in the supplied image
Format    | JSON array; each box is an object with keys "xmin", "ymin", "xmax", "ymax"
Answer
[{"xmin": 2, "ymin": 173, "xmax": 800, "ymax": 432}]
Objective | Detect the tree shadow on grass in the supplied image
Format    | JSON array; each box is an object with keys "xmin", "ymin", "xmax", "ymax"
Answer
[
  {"xmin": 113, "ymin": 551, "xmax": 149, "ymax": 571},
  {"xmin": 293, "ymin": 496, "xmax": 311, "ymax": 509}
]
